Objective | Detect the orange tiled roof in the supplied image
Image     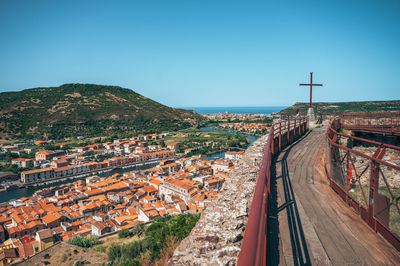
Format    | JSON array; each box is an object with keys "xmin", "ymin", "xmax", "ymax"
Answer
[
  {"xmin": 41, "ymin": 213, "xmax": 59, "ymax": 225},
  {"xmin": 84, "ymin": 188, "xmax": 104, "ymax": 196},
  {"xmin": 141, "ymin": 185, "xmax": 157, "ymax": 193},
  {"xmin": 165, "ymin": 178, "xmax": 195, "ymax": 191},
  {"xmin": 22, "ymin": 167, "xmax": 53, "ymax": 175},
  {"xmin": 149, "ymin": 179, "xmax": 163, "ymax": 186},
  {"xmin": 26, "ymin": 220, "xmax": 43, "ymax": 229},
  {"xmin": 12, "ymin": 158, "xmax": 32, "ymax": 162},
  {"xmin": 115, "ymin": 215, "xmax": 137, "ymax": 225}
]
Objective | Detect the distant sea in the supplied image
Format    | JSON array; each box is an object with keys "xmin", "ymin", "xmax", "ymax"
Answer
[{"xmin": 181, "ymin": 106, "xmax": 287, "ymax": 115}]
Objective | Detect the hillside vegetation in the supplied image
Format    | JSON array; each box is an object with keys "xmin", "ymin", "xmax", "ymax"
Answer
[
  {"xmin": 0, "ymin": 84, "xmax": 204, "ymax": 140},
  {"xmin": 279, "ymin": 100, "xmax": 400, "ymax": 116}
]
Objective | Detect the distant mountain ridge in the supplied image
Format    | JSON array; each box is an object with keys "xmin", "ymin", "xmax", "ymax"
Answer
[
  {"xmin": 0, "ymin": 83, "xmax": 204, "ymax": 140},
  {"xmin": 279, "ymin": 100, "xmax": 400, "ymax": 116}
]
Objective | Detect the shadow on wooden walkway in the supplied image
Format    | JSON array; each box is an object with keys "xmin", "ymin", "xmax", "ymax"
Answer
[{"xmin": 268, "ymin": 130, "xmax": 312, "ymax": 266}]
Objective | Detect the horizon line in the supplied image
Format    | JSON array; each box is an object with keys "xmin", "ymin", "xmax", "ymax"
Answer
[{"xmin": 176, "ymin": 105, "xmax": 288, "ymax": 108}]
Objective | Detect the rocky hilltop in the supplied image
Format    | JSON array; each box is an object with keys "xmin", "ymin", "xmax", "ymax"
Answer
[
  {"xmin": 0, "ymin": 84, "xmax": 204, "ymax": 140},
  {"xmin": 279, "ymin": 100, "xmax": 400, "ymax": 116}
]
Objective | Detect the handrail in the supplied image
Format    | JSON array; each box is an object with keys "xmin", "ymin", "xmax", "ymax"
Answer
[
  {"xmin": 326, "ymin": 117, "xmax": 400, "ymax": 252},
  {"xmin": 331, "ymin": 129, "xmax": 400, "ymax": 151},
  {"xmin": 238, "ymin": 116, "xmax": 308, "ymax": 265},
  {"xmin": 341, "ymin": 112, "xmax": 400, "ymax": 135},
  {"xmin": 342, "ymin": 111, "xmax": 400, "ymax": 118}
]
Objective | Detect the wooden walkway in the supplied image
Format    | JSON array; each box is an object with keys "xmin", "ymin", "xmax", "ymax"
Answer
[{"xmin": 268, "ymin": 127, "xmax": 400, "ymax": 265}]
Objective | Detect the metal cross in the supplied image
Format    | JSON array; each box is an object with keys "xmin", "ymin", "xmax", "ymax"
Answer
[{"xmin": 299, "ymin": 72, "xmax": 323, "ymax": 108}]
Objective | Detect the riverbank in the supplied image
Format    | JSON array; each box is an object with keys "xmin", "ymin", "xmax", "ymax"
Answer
[
  {"xmin": 199, "ymin": 126, "xmax": 260, "ymax": 159},
  {"xmin": 210, "ymin": 125, "xmax": 266, "ymax": 137},
  {"xmin": 199, "ymin": 126, "xmax": 260, "ymax": 146},
  {"xmin": 25, "ymin": 159, "xmax": 162, "ymax": 187}
]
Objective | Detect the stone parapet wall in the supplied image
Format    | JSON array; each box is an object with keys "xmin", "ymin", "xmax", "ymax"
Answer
[{"xmin": 168, "ymin": 135, "xmax": 269, "ymax": 265}]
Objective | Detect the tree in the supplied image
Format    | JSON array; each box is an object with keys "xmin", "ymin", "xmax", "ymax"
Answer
[{"xmin": 131, "ymin": 224, "xmax": 146, "ymax": 237}]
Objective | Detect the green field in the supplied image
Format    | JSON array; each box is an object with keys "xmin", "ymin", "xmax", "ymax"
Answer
[{"xmin": 153, "ymin": 128, "xmax": 250, "ymax": 156}]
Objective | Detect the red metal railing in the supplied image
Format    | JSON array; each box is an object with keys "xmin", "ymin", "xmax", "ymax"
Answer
[
  {"xmin": 342, "ymin": 112, "xmax": 400, "ymax": 135},
  {"xmin": 237, "ymin": 116, "xmax": 308, "ymax": 266},
  {"xmin": 326, "ymin": 118, "xmax": 400, "ymax": 252}
]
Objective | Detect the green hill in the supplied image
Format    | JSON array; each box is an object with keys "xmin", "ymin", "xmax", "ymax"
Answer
[
  {"xmin": 0, "ymin": 83, "xmax": 205, "ymax": 140},
  {"xmin": 279, "ymin": 100, "xmax": 400, "ymax": 116}
]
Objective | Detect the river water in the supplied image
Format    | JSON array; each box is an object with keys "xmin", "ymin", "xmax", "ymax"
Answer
[
  {"xmin": 199, "ymin": 126, "xmax": 260, "ymax": 159},
  {"xmin": 0, "ymin": 128, "xmax": 259, "ymax": 203}
]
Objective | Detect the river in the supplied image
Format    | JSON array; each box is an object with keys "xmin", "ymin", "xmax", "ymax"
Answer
[
  {"xmin": 199, "ymin": 126, "xmax": 260, "ymax": 159},
  {"xmin": 0, "ymin": 128, "xmax": 259, "ymax": 203}
]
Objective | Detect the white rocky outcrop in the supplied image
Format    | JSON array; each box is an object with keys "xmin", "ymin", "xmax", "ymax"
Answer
[{"xmin": 168, "ymin": 135, "xmax": 269, "ymax": 265}]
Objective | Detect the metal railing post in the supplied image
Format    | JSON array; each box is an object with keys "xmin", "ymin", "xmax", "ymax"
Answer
[
  {"xmin": 279, "ymin": 122, "xmax": 282, "ymax": 152},
  {"xmin": 298, "ymin": 118, "xmax": 301, "ymax": 136},
  {"xmin": 346, "ymin": 149, "xmax": 349, "ymax": 191},
  {"xmin": 368, "ymin": 159, "xmax": 377, "ymax": 229},
  {"xmin": 271, "ymin": 131, "xmax": 274, "ymax": 155},
  {"xmin": 294, "ymin": 118, "xmax": 297, "ymax": 140}
]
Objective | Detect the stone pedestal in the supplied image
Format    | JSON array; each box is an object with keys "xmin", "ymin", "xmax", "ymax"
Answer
[{"xmin": 307, "ymin": 107, "xmax": 315, "ymax": 122}]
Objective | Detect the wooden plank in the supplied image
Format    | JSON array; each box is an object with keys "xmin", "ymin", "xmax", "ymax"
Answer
[
  {"xmin": 271, "ymin": 127, "xmax": 400, "ymax": 265},
  {"xmin": 294, "ymin": 130, "xmax": 364, "ymax": 265}
]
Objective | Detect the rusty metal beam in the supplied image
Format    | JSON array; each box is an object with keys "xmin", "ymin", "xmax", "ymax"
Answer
[{"xmin": 326, "ymin": 116, "xmax": 400, "ymax": 253}]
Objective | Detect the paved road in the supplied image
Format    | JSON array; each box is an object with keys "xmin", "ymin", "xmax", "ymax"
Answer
[{"xmin": 268, "ymin": 127, "xmax": 400, "ymax": 265}]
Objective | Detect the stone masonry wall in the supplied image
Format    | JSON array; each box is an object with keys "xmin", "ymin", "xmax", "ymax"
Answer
[{"xmin": 168, "ymin": 135, "xmax": 269, "ymax": 265}]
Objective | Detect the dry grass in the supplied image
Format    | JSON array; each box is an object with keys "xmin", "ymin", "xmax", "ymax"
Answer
[
  {"xmin": 152, "ymin": 236, "xmax": 180, "ymax": 266},
  {"xmin": 91, "ymin": 234, "xmax": 143, "ymax": 255},
  {"xmin": 20, "ymin": 242, "xmax": 108, "ymax": 266},
  {"xmin": 100, "ymin": 234, "xmax": 141, "ymax": 246}
]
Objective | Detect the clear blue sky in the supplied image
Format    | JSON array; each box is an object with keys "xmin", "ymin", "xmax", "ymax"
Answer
[{"xmin": 0, "ymin": 0, "xmax": 399, "ymax": 107}]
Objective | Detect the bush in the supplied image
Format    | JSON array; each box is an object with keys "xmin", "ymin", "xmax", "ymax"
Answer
[
  {"xmin": 107, "ymin": 244, "xmax": 121, "ymax": 261},
  {"xmin": 67, "ymin": 236, "xmax": 101, "ymax": 248},
  {"xmin": 117, "ymin": 259, "xmax": 140, "ymax": 266},
  {"xmin": 107, "ymin": 213, "xmax": 200, "ymax": 263},
  {"xmin": 118, "ymin": 229, "xmax": 133, "ymax": 239},
  {"xmin": 121, "ymin": 240, "xmax": 146, "ymax": 259}
]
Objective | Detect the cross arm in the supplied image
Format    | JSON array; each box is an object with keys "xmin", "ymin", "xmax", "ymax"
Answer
[{"xmin": 299, "ymin": 83, "xmax": 323, "ymax": 86}]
